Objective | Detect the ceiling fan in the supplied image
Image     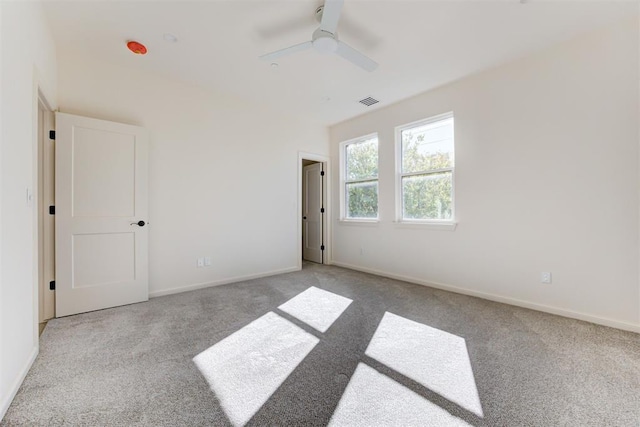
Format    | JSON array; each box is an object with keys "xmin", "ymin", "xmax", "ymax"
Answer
[{"xmin": 259, "ymin": 0, "xmax": 378, "ymax": 72}]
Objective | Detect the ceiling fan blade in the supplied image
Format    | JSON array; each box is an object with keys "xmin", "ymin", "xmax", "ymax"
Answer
[
  {"xmin": 320, "ymin": 0, "xmax": 344, "ymax": 35},
  {"xmin": 259, "ymin": 41, "xmax": 313, "ymax": 61},
  {"xmin": 335, "ymin": 41, "xmax": 378, "ymax": 72}
]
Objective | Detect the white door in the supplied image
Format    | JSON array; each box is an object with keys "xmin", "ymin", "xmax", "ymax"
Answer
[
  {"xmin": 302, "ymin": 163, "xmax": 323, "ymax": 263},
  {"xmin": 55, "ymin": 112, "xmax": 149, "ymax": 317}
]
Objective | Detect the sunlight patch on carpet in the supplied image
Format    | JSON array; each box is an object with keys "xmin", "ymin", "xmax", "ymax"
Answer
[
  {"xmin": 193, "ymin": 311, "xmax": 319, "ymax": 426},
  {"xmin": 365, "ymin": 312, "xmax": 483, "ymax": 417},
  {"xmin": 328, "ymin": 363, "xmax": 471, "ymax": 427},
  {"xmin": 278, "ymin": 286, "xmax": 352, "ymax": 333}
]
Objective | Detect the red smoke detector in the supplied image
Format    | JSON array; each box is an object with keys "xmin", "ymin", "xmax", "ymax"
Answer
[{"xmin": 127, "ymin": 41, "xmax": 147, "ymax": 55}]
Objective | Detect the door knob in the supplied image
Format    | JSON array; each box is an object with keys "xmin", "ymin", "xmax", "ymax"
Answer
[
  {"xmin": 131, "ymin": 220, "xmax": 146, "ymax": 227},
  {"xmin": 303, "ymin": 216, "xmax": 307, "ymax": 220}
]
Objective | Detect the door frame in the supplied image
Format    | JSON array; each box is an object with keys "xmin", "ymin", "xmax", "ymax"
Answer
[
  {"xmin": 33, "ymin": 81, "xmax": 55, "ymax": 344},
  {"xmin": 297, "ymin": 152, "xmax": 331, "ymax": 269},
  {"xmin": 37, "ymin": 97, "xmax": 55, "ymax": 325}
]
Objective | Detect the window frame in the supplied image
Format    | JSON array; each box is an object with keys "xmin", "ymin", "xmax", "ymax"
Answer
[
  {"xmin": 340, "ymin": 133, "xmax": 380, "ymax": 222},
  {"xmin": 395, "ymin": 112, "xmax": 456, "ymax": 226}
]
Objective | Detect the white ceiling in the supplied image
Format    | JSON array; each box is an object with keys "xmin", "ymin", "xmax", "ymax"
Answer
[{"xmin": 43, "ymin": 0, "xmax": 637, "ymax": 126}]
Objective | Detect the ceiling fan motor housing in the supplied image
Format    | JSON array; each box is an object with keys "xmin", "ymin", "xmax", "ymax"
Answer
[
  {"xmin": 259, "ymin": 1, "xmax": 378, "ymax": 72},
  {"xmin": 312, "ymin": 29, "xmax": 338, "ymax": 54}
]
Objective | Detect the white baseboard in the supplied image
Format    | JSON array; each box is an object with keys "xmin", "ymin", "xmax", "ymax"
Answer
[
  {"xmin": 0, "ymin": 345, "xmax": 38, "ymax": 421},
  {"xmin": 149, "ymin": 266, "xmax": 301, "ymax": 298},
  {"xmin": 331, "ymin": 261, "xmax": 640, "ymax": 334}
]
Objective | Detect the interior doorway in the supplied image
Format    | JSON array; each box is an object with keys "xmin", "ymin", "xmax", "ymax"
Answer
[
  {"xmin": 37, "ymin": 98, "xmax": 55, "ymax": 333},
  {"xmin": 299, "ymin": 153, "xmax": 330, "ymax": 267},
  {"xmin": 302, "ymin": 160, "xmax": 323, "ymax": 263}
]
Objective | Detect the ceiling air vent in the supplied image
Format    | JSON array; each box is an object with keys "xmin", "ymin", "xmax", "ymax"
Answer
[{"xmin": 359, "ymin": 97, "xmax": 379, "ymax": 107}]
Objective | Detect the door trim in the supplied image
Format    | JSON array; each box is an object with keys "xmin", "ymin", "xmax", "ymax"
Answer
[
  {"xmin": 298, "ymin": 152, "xmax": 331, "ymax": 269},
  {"xmin": 34, "ymin": 85, "xmax": 55, "ymax": 342},
  {"xmin": 37, "ymin": 98, "xmax": 55, "ymax": 324}
]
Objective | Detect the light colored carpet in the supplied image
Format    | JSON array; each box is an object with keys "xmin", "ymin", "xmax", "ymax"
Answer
[
  {"xmin": 329, "ymin": 363, "xmax": 470, "ymax": 427},
  {"xmin": 278, "ymin": 286, "xmax": 352, "ymax": 333},
  {"xmin": 2, "ymin": 263, "xmax": 639, "ymax": 426},
  {"xmin": 364, "ymin": 311, "xmax": 483, "ymax": 418},
  {"xmin": 194, "ymin": 311, "xmax": 319, "ymax": 427}
]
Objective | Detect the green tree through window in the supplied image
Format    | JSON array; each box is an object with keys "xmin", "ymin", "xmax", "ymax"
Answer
[
  {"xmin": 399, "ymin": 115, "xmax": 454, "ymax": 221},
  {"xmin": 344, "ymin": 136, "xmax": 378, "ymax": 219}
]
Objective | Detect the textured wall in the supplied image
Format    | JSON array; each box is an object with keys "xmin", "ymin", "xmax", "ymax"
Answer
[{"xmin": 330, "ymin": 18, "xmax": 640, "ymax": 331}]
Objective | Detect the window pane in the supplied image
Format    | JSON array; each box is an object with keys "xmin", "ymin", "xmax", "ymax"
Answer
[
  {"xmin": 402, "ymin": 172, "xmax": 452, "ymax": 220},
  {"xmin": 402, "ymin": 118, "xmax": 454, "ymax": 173},
  {"xmin": 346, "ymin": 138, "xmax": 378, "ymax": 181},
  {"xmin": 346, "ymin": 181, "xmax": 378, "ymax": 219}
]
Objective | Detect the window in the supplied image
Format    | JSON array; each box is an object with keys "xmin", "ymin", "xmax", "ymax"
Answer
[
  {"xmin": 397, "ymin": 113, "xmax": 454, "ymax": 222},
  {"xmin": 341, "ymin": 135, "xmax": 379, "ymax": 220}
]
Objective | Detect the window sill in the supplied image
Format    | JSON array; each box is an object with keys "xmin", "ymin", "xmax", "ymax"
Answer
[
  {"xmin": 338, "ymin": 219, "xmax": 380, "ymax": 226},
  {"xmin": 393, "ymin": 221, "xmax": 457, "ymax": 231}
]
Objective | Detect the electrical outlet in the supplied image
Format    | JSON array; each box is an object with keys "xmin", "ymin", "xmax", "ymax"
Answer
[
  {"xmin": 204, "ymin": 257, "xmax": 212, "ymax": 267},
  {"xmin": 541, "ymin": 272, "xmax": 552, "ymax": 284},
  {"xmin": 197, "ymin": 258, "xmax": 204, "ymax": 267}
]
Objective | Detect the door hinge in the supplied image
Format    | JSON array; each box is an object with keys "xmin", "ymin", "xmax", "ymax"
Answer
[
  {"xmin": 49, "ymin": 281, "xmax": 55, "ymax": 290},
  {"xmin": 320, "ymin": 170, "xmax": 325, "ymax": 176},
  {"xmin": 49, "ymin": 205, "xmax": 55, "ymax": 215},
  {"xmin": 49, "ymin": 130, "xmax": 56, "ymax": 140},
  {"xmin": 320, "ymin": 245, "xmax": 325, "ymax": 251}
]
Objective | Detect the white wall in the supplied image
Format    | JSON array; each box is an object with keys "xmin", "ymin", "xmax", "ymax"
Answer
[
  {"xmin": 330, "ymin": 18, "xmax": 640, "ymax": 332},
  {"xmin": 0, "ymin": 1, "xmax": 58, "ymax": 419},
  {"xmin": 56, "ymin": 55, "xmax": 329, "ymax": 297}
]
